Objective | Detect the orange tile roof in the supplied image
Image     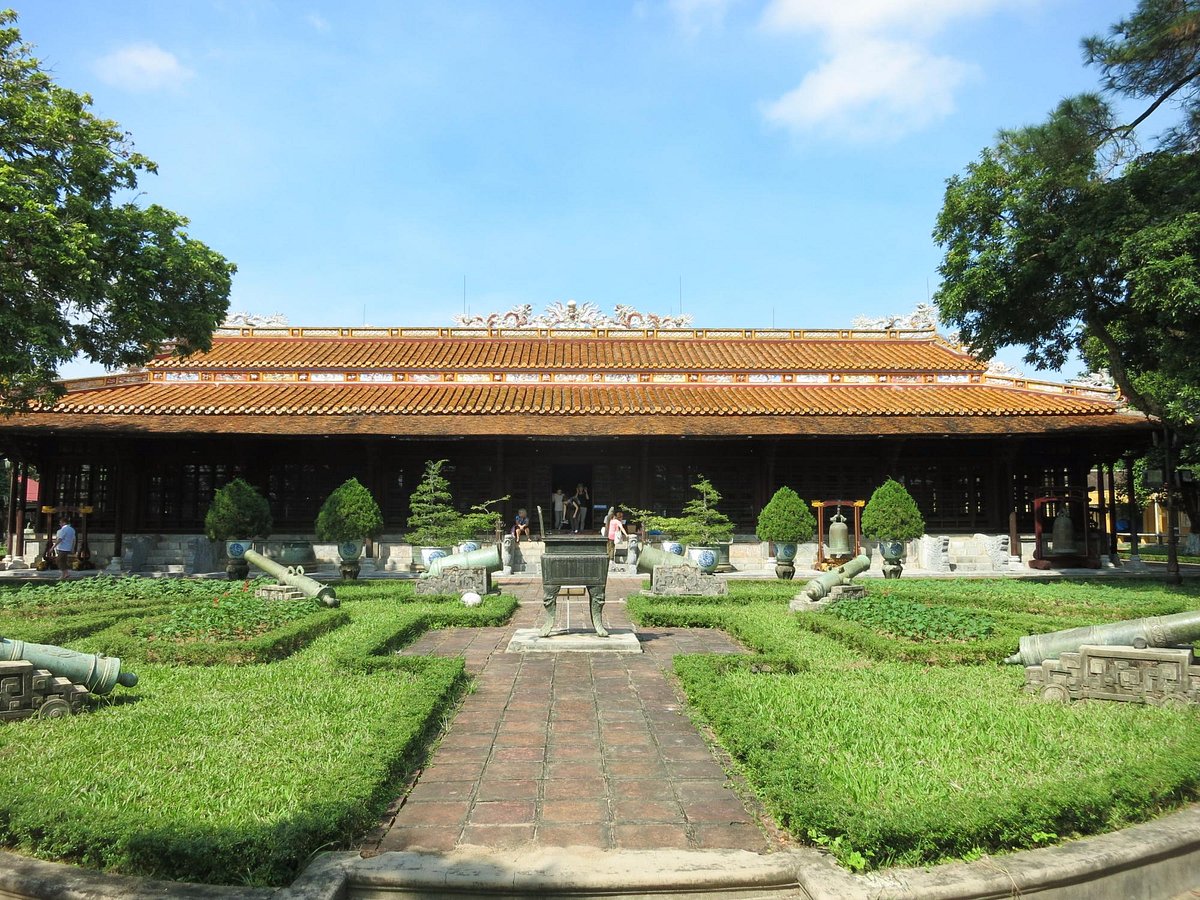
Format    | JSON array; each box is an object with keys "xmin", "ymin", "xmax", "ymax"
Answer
[
  {"xmin": 7, "ymin": 380, "xmax": 1147, "ymax": 439},
  {"xmin": 146, "ymin": 332, "xmax": 986, "ymax": 374},
  {"xmin": 3, "ymin": 326, "xmax": 1144, "ymax": 439}
]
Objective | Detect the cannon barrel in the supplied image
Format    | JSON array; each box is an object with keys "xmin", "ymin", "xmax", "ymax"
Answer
[
  {"xmin": 244, "ymin": 548, "xmax": 338, "ymax": 607},
  {"xmin": 636, "ymin": 544, "xmax": 692, "ymax": 584},
  {"xmin": 801, "ymin": 554, "xmax": 871, "ymax": 601},
  {"xmin": 0, "ymin": 637, "xmax": 137, "ymax": 694},
  {"xmin": 1005, "ymin": 609, "xmax": 1200, "ymax": 666},
  {"xmin": 424, "ymin": 544, "xmax": 502, "ymax": 577}
]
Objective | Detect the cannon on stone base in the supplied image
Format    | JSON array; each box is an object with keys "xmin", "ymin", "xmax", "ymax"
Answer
[
  {"xmin": 635, "ymin": 544, "xmax": 690, "ymax": 587},
  {"xmin": 0, "ymin": 637, "xmax": 138, "ymax": 721},
  {"xmin": 799, "ymin": 554, "xmax": 871, "ymax": 603},
  {"xmin": 1007, "ymin": 610, "xmax": 1200, "ymax": 707},
  {"xmin": 417, "ymin": 544, "xmax": 502, "ymax": 595},
  {"xmin": 244, "ymin": 548, "xmax": 338, "ymax": 607},
  {"xmin": 1004, "ymin": 610, "xmax": 1200, "ymax": 667}
]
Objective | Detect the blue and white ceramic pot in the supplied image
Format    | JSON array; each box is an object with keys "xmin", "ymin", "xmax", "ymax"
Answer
[{"xmin": 686, "ymin": 545, "xmax": 719, "ymax": 574}]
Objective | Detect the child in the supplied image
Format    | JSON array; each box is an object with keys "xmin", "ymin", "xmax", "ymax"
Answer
[{"xmin": 513, "ymin": 508, "xmax": 531, "ymax": 542}]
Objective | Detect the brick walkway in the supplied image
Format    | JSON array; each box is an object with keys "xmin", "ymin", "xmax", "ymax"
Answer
[{"xmin": 368, "ymin": 576, "xmax": 780, "ymax": 854}]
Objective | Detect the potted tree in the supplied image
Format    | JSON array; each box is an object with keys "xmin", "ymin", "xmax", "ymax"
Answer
[
  {"xmin": 756, "ymin": 486, "xmax": 817, "ymax": 580},
  {"xmin": 861, "ymin": 478, "xmax": 926, "ymax": 578},
  {"xmin": 315, "ymin": 477, "xmax": 385, "ymax": 580},
  {"xmin": 405, "ymin": 459, "xmax": 467, "ymax": 569},
  {"xmin": 459, "ymin": 495, "xmax": 510, "ymax": 550},
  {"xmin": 204, "ymin": 478, "xmax": 273, "ymax": 580},
  {"xmin": 672, "ymin": 475, "xmax": 734, "ymax": 574}
]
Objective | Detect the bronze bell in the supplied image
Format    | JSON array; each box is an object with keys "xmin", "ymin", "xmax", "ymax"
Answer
[
  {"xmin": 827, "ymin": 510, "xmax": 852, "ymax": 555},
  {"xmin": 1050, "ymin": 506, "xmax": 1075, "ymax": 554}
]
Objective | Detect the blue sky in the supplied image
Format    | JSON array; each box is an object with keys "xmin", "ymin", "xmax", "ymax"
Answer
[{"xmin": 21, "ymin": 0, "xmax": 1143, "ymax": 377}]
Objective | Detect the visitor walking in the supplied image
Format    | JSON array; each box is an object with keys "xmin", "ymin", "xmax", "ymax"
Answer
[{"xmin": 51, "ymin": 515, "xmax": 76, "ymax": 581}]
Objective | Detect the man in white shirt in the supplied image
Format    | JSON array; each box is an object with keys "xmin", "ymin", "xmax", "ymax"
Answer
[{"xmin": 52, "ymin": 516, "xmax": 76, "ymax": 581}]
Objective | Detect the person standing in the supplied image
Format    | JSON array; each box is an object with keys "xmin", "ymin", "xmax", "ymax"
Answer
[
  {"xmin": 552, "ymin": 487, "xmax": 565, "ymax": 529},
  {"xmin": 571, "ymin": 483, "xmax": 589, "ymax": 533},
  {"xmin": 52, "ymin": 515, "xmax": 76, "ymax": 581},
  {"xmin": 606, "ymin": 509, "xmax": 627, "ymax": 560}
]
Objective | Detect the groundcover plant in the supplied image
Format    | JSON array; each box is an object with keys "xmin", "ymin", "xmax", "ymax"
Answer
[
  {"xmin": 629, "ymin": 577, "xmax": 1200, "ymax": 871},
  {"xmin": 0, "ymin": 578, "xmax": 516, "ymax": 885}
]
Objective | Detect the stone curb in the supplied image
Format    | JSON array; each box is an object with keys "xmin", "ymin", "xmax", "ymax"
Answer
[{"xmin": 3, "ymin": 803, "xmax": 1196, "ymax": 899}]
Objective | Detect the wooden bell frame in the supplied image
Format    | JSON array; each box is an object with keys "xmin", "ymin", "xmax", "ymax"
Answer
[{"xmin": 812, "ymin": 499, "xmax": 865, "ymax": 571}]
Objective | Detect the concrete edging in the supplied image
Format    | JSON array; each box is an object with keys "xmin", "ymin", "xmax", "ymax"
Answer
[{"xmin": 1, "ymin": 803, "xmax": 1198, "ymax": 899}]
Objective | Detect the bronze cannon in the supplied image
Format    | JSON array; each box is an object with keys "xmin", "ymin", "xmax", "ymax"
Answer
[
  {"xmin": 635, "ymin": 543, "xmax": 691, "ymax": 588},
  {"xmin": 1005, "ymin": 610, "xmax": 1200, "ymax": 667},
  {"xmin": 244, "ymin": 548, "xmax": 338, "ymax": 607},
  {"xmin": 800, "ymin": 553, "xmax": 871, "ymax": 602},
  {"xmin": 0, "ymin": 637, "xmax": 137, "ymax": 694},
  {"xmin": 423, "ymin": 544, "xmax": 502, "ymax": 578}
]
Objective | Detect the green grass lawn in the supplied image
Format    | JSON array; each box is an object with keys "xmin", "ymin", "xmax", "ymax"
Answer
[
  {"xmin": 3, "ymin": 575, "xmax": 1199, "ymax": 884},
  {"xmin": 0, "ymin": 578, "xmax": 517, "ymax": 886},
  {"xmin": 629, "ymin": 577, "xmax": 1200, "ymax": 871}
]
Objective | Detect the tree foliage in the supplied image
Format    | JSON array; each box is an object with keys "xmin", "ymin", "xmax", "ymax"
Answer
[
  {"xmin": 1084, "ymin": 0, "xmax": 1200, "ymax": 150},
  {"xmin": 755, "ymin": 486, "xmax": 816, "ymax": 543},
  {"xmin": 861, "ymin": 479, "xmax": 925, "ymax": 541},
  {"xmin": 666, "ymin": 475, "xmax": 734, "ymax": 546},
  {"xmin": 404, "ymin": 459, "xmax": 467, "ymax": 545},
  {"xmin": 315, "ymin": 477, "xmax": 384, "ymax": 543},
  {"xmin": 0, "ymin": 12, "xmax": 235, "ymax": 413},
  {"xmin": 933, "ymin": 0, "xmax": 1200, "ymax": 434},
  {"xmin": 203, "ymin": 478, "xmax": 272, "ymax": 541}
]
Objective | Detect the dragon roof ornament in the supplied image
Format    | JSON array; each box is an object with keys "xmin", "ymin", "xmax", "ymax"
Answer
[
  {"xmin": 453, "ymin": 300, "xmax": 693, "ymax": 330},
  {"xmin": 224, "ymin": 311, "xmax": 290, "ymax": 328}
]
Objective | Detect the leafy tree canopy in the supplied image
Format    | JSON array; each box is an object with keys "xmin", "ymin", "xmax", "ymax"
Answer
[
  {"xmin": 0, "ymin": 11, "xmax": 235, "ymax": 413},
  {"xmin": 933, "ymin": 0, "xmax": 1200, "ymax": 435}
]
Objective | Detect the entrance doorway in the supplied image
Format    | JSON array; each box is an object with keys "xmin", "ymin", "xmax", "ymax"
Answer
[{"xmin": 552, "ymin": 464, "xmax": 593, "ymax": 532}]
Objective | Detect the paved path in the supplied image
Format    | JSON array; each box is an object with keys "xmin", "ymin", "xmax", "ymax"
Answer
[{"xmin": 367, "ymin": 576, "xmax": 783, "ymax": 855}]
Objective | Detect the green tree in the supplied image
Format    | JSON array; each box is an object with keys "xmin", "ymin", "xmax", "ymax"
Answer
[
  {"xmin": 1083, "ymin": 0, "xmax": 1200, "ymax": 150},
  {"xmin": 671, "ymin": 475, "xmax": 734, "ymax": 546},
  {"xmin": 0, "ymin": 11, "xmax": 235, "ymax": 413},
  {"xmin": 204, "ymin": 478, "xmax": 272, "ymax": 541},
  {"xmin": 861, "ymin": 479, "xmax": 925, "ymax": 542},
  {"xmin": 755, "ymin": 486, "xmax": 816, "ymax": 544},
  {"xmin": 315, "ymin": 478, "xmax": 384, "ymax": 544},
  {"xmin": 404, "ymin": 459, "xmax": 466, "ymax": 545},
  {"xmin": 934, "ymin": 0, "xmax": 1200, "ymax": 580}
]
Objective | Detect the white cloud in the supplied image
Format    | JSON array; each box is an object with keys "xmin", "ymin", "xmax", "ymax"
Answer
[
  {"xmin": 759, "ymin": 0, "xmax": 1023, "ymax": 141},
  {"xmin": 763, "ymin": 37, "xmax": 975, "ymax": 140},
  {"xmin": 668, "ymin": 0, "xmax": 740, "ymax": 36},
  {"xmin": 761, "ymin": 0, "xmax": 1009, "ymax": 38},
  {"xmin": 307, "ymin": 13, "xmax": 331, "ymax": 32},
  {"xmin": 94, "ymin": 43, "xmax": 194, "ymax": 92}
]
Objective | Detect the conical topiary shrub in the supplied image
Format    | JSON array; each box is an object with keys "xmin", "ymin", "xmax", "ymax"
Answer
[
  {"xmin": 756, "ymin": 486, "xmax": 816, "ymax": 579},
  {"xmin": 861, "ymin": 478, "xmax": 925, "ymax": 577},
  {"xmin": 204, "ymin": 478, "xmax": 272, "ymax": 580},
  {"xmin": 204, "ymin": 478, "xmax": 273, "ymax": 542},
  {"xmin": 316, "ymin": 477, "xmax": 384, "ymax": 579}
]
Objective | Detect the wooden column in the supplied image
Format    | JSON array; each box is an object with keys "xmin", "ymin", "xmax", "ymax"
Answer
[
  {"xmin": 1107, "ymin": 462, "xmax": 1120, "ymax": 558},
  {"xmin": 5, "ymin": 460, "xmax": 17, "ymax": 557},
  {"xmin": 1094, "ymin": 462, "xmax": 1109, "ymax": 559},
  {"xmin": 1124, "ymin": 453, "xmax": 1141, "ymax": 558},
  {"xmin": 638, "ymin": 440, "xmax": 650, "ymax": 510},
  {"xmin": 16, "ymin": 461, "xmax": 29, "ymax": 557},
  {"xmin": 111, "ymin": 454, "xmax": 126, "ymax": 560}
]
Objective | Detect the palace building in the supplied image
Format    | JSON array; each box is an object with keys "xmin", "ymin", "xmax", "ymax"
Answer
[{"xmin": 1, "ymin": 304, "xmax": 1152, "ymax": 568}]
